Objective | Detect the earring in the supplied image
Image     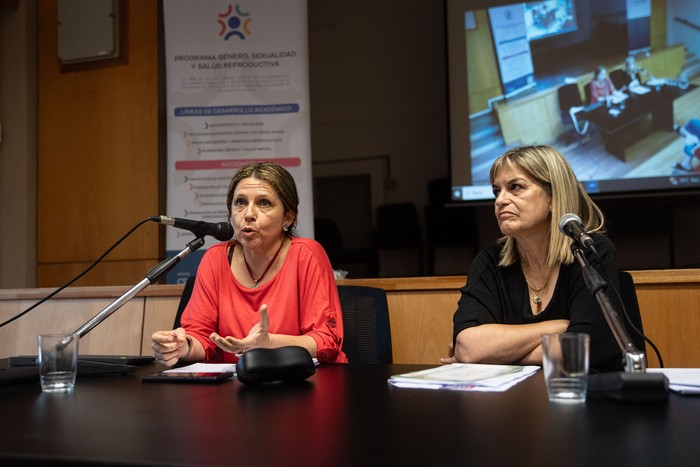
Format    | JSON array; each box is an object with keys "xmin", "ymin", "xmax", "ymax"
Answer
[{"xmin": 283, "ymin": 224, "xmax": 289, "ymax": 232}]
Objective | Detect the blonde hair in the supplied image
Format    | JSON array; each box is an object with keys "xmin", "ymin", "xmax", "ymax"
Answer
[{"xmin": 489, "ymin": 145, "xmax": 605, "ymax": 267}]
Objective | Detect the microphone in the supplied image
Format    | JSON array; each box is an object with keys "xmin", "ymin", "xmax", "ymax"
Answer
[
  {"xmin": 558, "ymin": 213, "xmax": 595, "ymax": 249},
  {"xmin": 152, "ymin": 215, "xmax": 234, "ymax": 241}
]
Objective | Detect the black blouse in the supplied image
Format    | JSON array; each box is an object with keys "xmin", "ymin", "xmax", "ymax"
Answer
[{"xmin": 452, "ymin": 235, "xmax": 633, "ymax": 373}]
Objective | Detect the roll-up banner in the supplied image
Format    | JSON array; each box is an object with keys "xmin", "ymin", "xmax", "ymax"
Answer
[{"xmin": 163, "ymin": 0, "xmax": 313, "ymax": 283}]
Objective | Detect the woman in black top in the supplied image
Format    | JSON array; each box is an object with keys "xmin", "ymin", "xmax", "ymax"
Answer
[{"xmin": 445, "ymin": 145, "xmax": 624, "ymax": 372}]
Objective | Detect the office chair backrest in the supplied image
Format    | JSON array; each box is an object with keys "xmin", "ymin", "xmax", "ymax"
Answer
[
  {"xmin": 616, "ymin": 270, "xmax": 645, "ymax": 351},
  {"xmin": 427, "ymin": 177, "xmax": 452, "ymax": 208},
  {"xmin": 425, "ymin": 178, "xmax": 478, "ymax": 247},
  {"xmin": 377, "ymin": 203, "xmax": 419, "ymax": 235},
  {"xmin": 314, "ymin": 218, "xmax": 344, "ymax": 253},
  {"xmin": 174, "ymin": 276, "xmax": 196, "ymax": 328},
  {"xmin": 337, "ymin": 285, "xmax": 392, "ymax": 364},
  {"xmin": 609, "ymin": 69, "xmax": 629, "ymax": 89},
  {"xmin": 557, "ymin": 83, "xmax": 583, "ymax": 117},
  {"xmin": 375, "ymin": 202, "xmax": 421, "ymax": 249}
]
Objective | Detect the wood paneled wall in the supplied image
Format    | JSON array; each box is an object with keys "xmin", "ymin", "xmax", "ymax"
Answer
[
  {"xmin": 36, "ymin": 0, "xmax": 161, "ymax": 287},
  {"xmin": 1, "ymin": 271, "xmax": 698, "ymax": 368},
  {"xmin": 465, "ymin": 9, "xmax": 500, "ymax": 115}
]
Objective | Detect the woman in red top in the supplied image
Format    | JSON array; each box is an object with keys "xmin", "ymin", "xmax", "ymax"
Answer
[
  {"xmin": 151, "ymin": 162, "xmax": 347, "ymax": 365},
  {"xmin": 588, "ymin": 66, "xmax": 623, "ymax": 105}
]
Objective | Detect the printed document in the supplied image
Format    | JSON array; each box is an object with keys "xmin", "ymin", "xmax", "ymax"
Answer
[{"xmin": 388, "ymin": 363, "xmax": 539, "ymax": 392}]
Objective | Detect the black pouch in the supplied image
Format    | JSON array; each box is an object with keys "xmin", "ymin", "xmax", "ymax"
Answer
[{"xmin": 235, "ymin": 346, "xmax": 316, "ymax": 385}]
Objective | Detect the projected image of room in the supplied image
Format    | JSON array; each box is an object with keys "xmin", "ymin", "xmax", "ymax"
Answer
[{"xmin": 447, "ymin": 0, "xmax": 700, "ymax": 203}]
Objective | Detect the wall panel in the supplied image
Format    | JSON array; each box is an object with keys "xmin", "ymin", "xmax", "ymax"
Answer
[{"xmin": 37, "ymin": 0, "xmax": 161, "ymax": 287}]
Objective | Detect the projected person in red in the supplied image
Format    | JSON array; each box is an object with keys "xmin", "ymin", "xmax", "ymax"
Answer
[{"xmin": 588, "ymin": 66, "xmax": 624, "ymax": 105}]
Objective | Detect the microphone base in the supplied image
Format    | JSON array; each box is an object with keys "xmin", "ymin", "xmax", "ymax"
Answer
[{"xmin": 588, "ymin": 372, "xmax": 669, "ymax": 402}]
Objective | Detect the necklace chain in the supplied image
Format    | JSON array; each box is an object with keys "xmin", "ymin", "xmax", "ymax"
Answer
[
  {"xmin": 242, "ymin": 239, "xmax": 285, "ymax": 288},
  {"xmin": 522, "ymin": 265, "xmax": 555, "ymax": 307}
]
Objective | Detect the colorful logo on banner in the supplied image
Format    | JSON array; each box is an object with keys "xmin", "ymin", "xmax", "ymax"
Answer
[{"xmin": 218, "ymin": 4, "xmax": 252, "ymax": 40}]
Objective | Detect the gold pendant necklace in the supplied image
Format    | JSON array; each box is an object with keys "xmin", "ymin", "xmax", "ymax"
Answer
[{"xmin": 522, "ymin": 265, "xmax": 554, "ymax": 307}]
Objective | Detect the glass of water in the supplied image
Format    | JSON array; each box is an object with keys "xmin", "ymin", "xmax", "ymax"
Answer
[
  {"xmin": 541, "ymin": 332, "xmax": 589, "ymax": 403},
  {"xmin": 38, "ymin": 333, "xmax": 79, "ymax": 393}
]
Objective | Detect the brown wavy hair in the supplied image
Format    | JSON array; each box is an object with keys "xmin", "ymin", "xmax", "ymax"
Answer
[{"xmin": 226, "ymin": 162, "xmax": 299, "ymax": 236}]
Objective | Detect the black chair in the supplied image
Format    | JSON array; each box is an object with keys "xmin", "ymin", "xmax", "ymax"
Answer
[
  {"xmin": 557, "ymin": 83, "xmax": 588, "ymax": 144},
  {"xmin": 609, "ymin": 68, "xmax": 630, "ymax": 90},
  {"xmin": 425, "ymin": 178, "xmax": 478, "ymax": 275},
  {"xmin": 337, "ymin": 285, "xmax": 392, "ymax": 364},
  {"xmin": 616, "ymin": 270, "xmax": 645, "ymax": 351},
  {"xmin": 374, "ymin": 202, "xmax": 424, "ymax": 276},
  {"xmin": 173, "ymin": 275, "xmax": 196, "ymax": 328},
  {"xmin": 314, "ymin": 218, "xmax": 379, "ymax": 277}
]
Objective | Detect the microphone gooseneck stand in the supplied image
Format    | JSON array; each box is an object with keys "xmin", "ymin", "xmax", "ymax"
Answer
[
  {"xmin": 572, "ymin": 247, "xmax": 669, "ymax": 401},
  {"xmin": 70, "ymin": 237, "xmax": 205, "ymax": 342}
]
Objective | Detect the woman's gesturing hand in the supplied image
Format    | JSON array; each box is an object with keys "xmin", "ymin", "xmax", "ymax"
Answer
[{"xmin": 210, "ymin": 304, "xmax": 272, "ymax": 355}]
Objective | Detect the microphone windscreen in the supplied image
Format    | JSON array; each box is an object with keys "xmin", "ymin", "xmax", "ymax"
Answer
[
  {"xmin": 558, "ymin": 213, "xmax": 582, "ymax": 234},
  {"xmin": 216, "ymin": 223, "xmax": 234, "ymax": 241}
]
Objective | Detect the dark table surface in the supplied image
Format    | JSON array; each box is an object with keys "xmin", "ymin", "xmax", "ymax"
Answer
[{"xmin": 1, "ymin": 362, "xmax": 699, "ymax": 466}]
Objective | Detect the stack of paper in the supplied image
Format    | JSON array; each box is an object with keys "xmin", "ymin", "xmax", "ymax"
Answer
[
  {"xmin": 610, "ymin": 93, "xmax": 628, "ymax": 104},
  {"xmin": 388, "ymin": 363, "xmax": 539, "ymax": 392},
  {"xmin": 646, "ymin": 78, "xmax": 667, "ymax": 87},
  {"xmin": 629, "ymin": 84, "xmax": 650, "ymax": 95},
  {"xmin": 648, "ymin": 368, "xmax": 700, "ymax": 395}
]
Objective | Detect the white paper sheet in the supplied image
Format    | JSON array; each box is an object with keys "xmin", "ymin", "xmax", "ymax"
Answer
[
  {"xmin": 164, "ymin": 363, "xmax": 237, "ymax": 374},
  {"xmin": 388, "ymin": 363, "xmax": 540, "ymax": 392}
]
